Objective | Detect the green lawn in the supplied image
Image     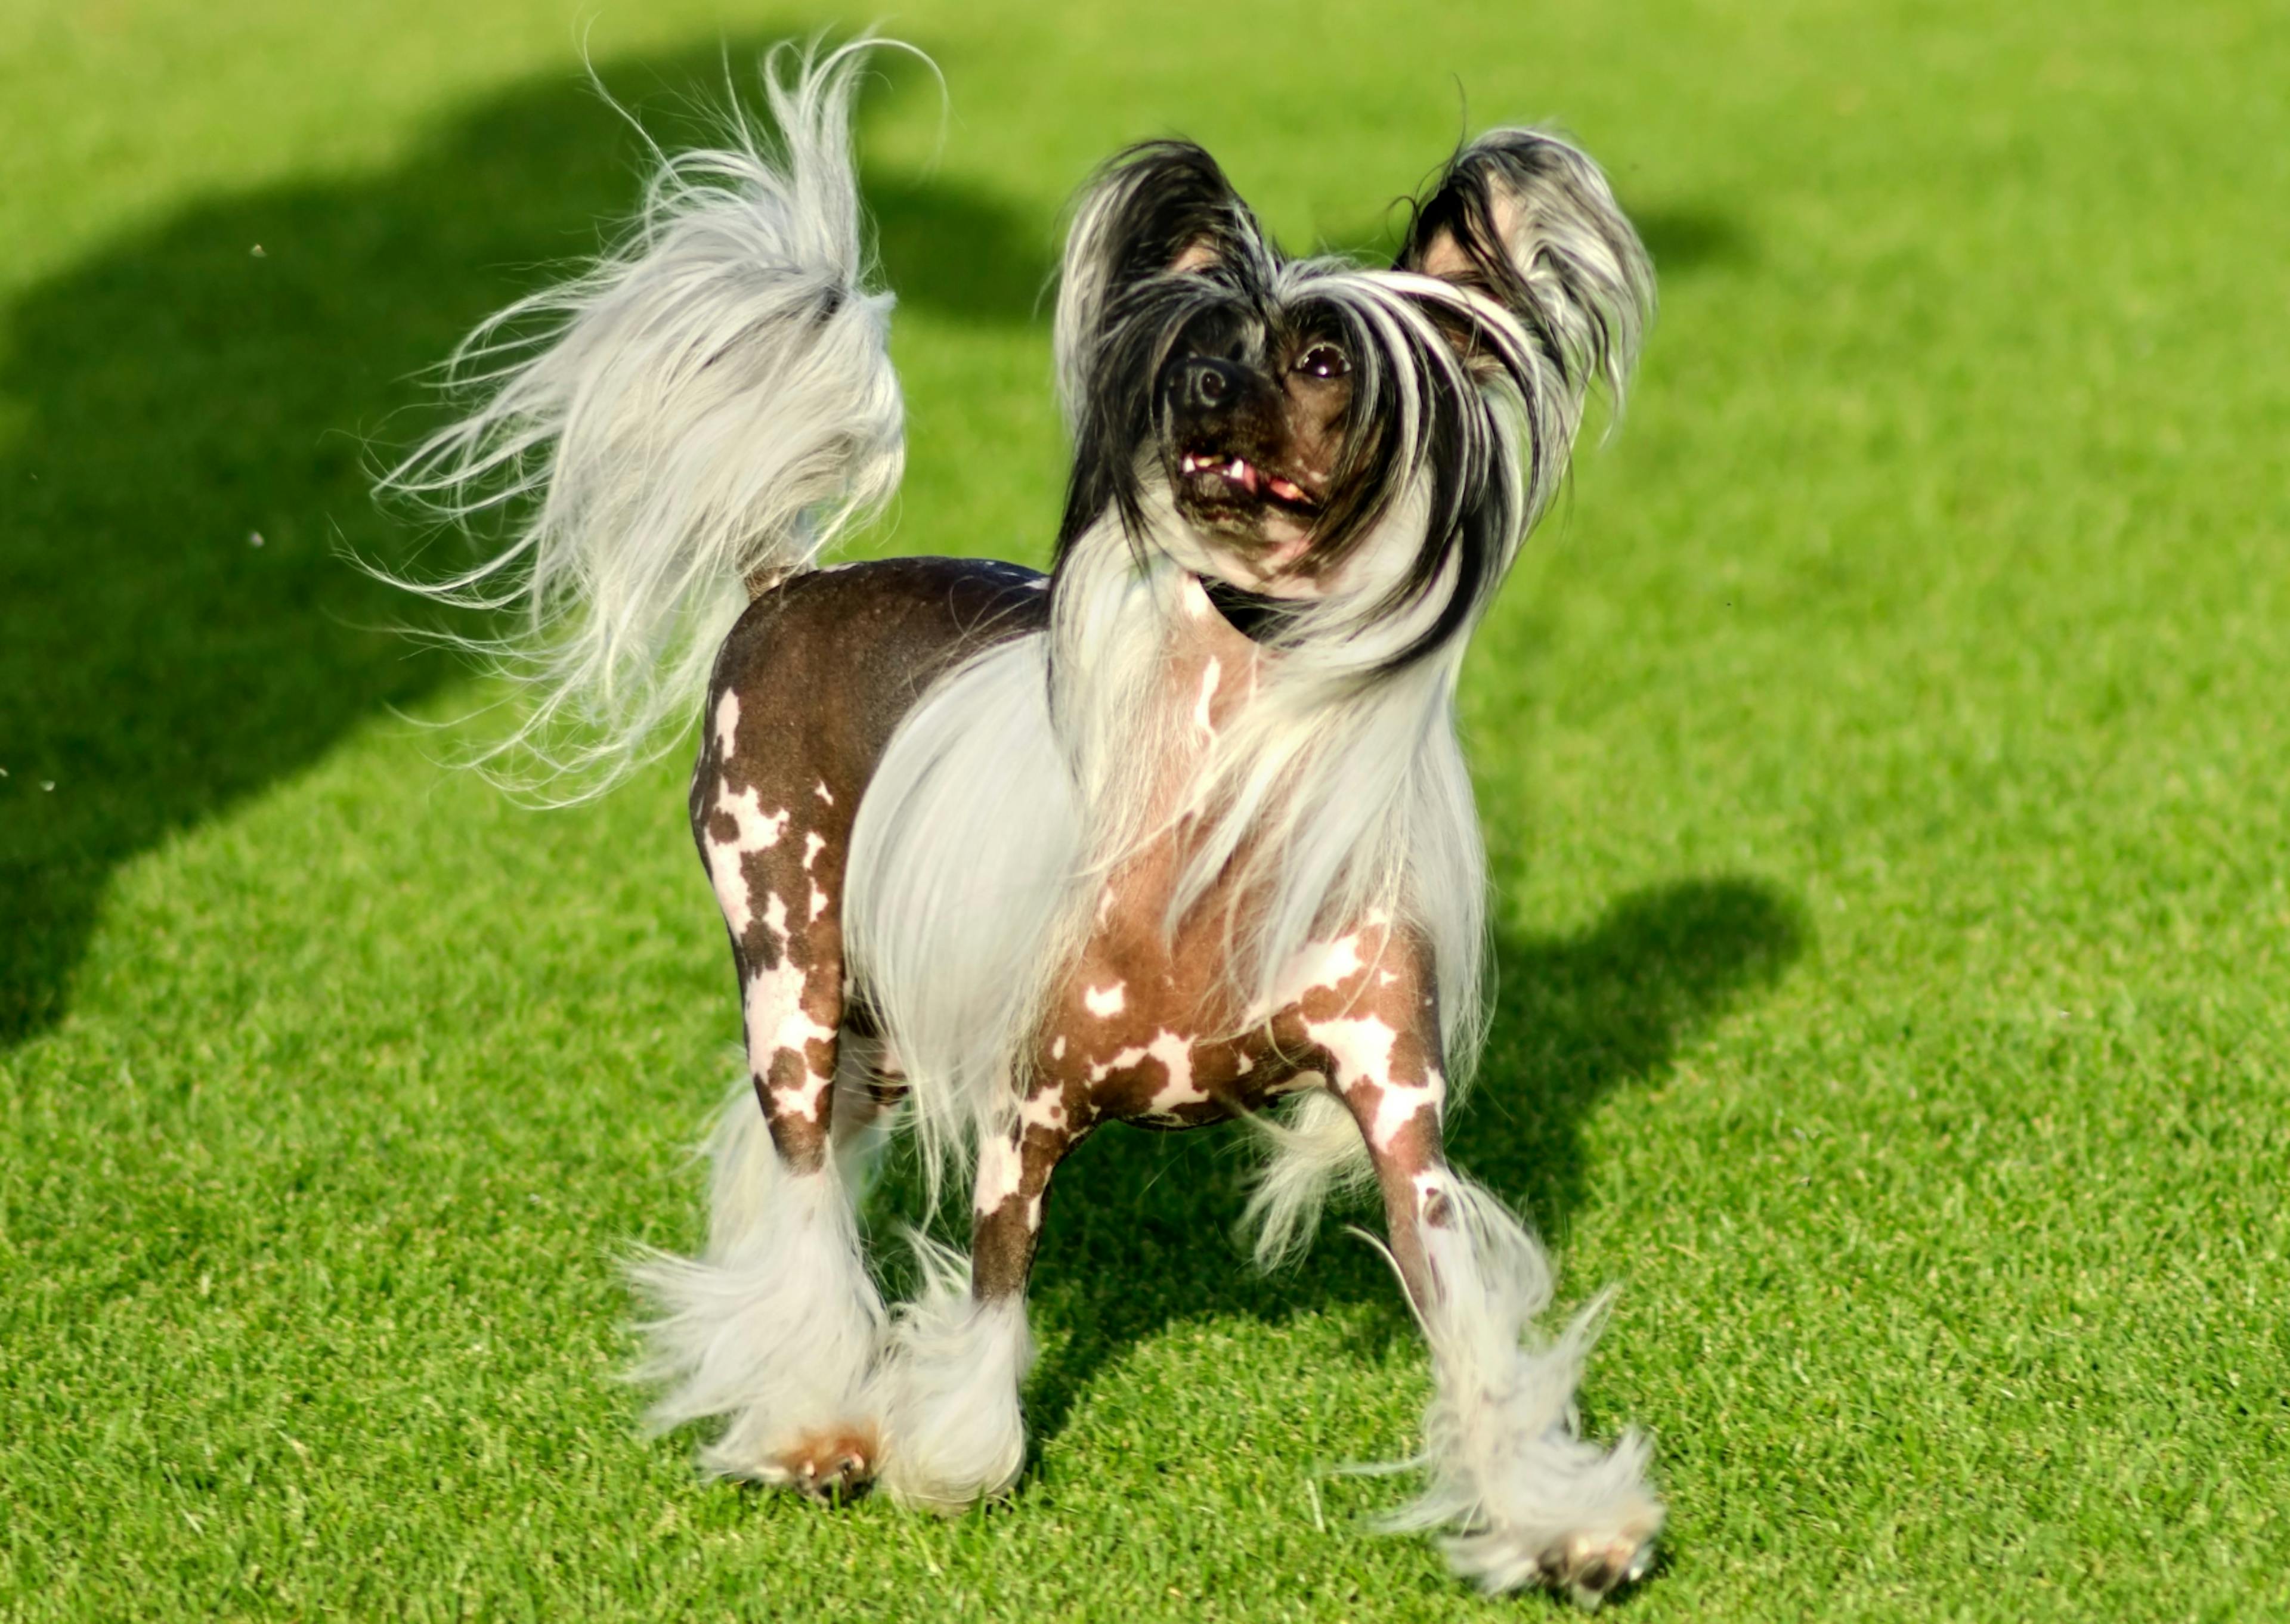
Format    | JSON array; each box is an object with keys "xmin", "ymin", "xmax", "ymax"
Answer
[{"xmin": 4, "ymin": 1, "xmax": 2285, "ymax": 1618}]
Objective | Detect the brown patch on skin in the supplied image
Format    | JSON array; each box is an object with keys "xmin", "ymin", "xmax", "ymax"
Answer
[
  {"xmin": 692, "ymin": 559, "xmax": 1050, "ymax": 1173},
  {"xmin": 762, "ymin": 1045, "xmax": 826, "ymax": 1104},
  {"xmin": 970, "ymin": 1109, "xmax": 1091, "ymax": 1300},
  {"xmin": 773, "ymin": 1423, "xmax": 881, "ymax": 1504}
]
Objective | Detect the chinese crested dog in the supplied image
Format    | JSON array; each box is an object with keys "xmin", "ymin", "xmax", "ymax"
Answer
[{"xmin": 386, "ymin": 41, "xmax": 1660, "ymax": 1604}]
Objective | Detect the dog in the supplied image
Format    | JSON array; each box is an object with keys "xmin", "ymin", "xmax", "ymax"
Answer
[{"xmin": 384, "ymin": 40, "xmax": 1661, "ymax": 1604}]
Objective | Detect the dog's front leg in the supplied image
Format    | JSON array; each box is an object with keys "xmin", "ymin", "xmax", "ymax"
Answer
[
  {"xmin": 875, "ymin": 1087, "xmax": 1083, "ymax": 1512},
  {"xmin": 1323, "ymin": 976, "xmax": 1664, "ymax": 1606}
]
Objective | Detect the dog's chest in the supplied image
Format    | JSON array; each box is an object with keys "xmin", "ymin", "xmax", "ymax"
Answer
[
  {"xmin": 1033, "ymin": 883, "xmax": 1435, "ymax": 1138},
  {"xmin": 1022, "ymin": 607, "xmax": 1434, "ymax": 1137},
  {"xmin": 1035, "ymin": 838, "xmax": 1302, "ymax": 1133}
]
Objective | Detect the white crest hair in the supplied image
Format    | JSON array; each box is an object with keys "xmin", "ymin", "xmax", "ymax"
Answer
[{"xmin": 375, "ymin": 39, "xmax": 911, "ymax": 798}]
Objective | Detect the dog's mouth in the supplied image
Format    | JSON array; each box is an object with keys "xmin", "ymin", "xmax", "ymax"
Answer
[{"xmin": 1175, "ymin": 448, "xmax": 1322, "ymax": 516}]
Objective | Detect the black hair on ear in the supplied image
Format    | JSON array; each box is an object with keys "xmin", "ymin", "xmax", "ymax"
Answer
[{"xmin": 1398, "ymin": 129, "xmax": 1653, "ymax": 404}]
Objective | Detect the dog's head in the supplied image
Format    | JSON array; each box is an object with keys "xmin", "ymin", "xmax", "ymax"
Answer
[{"xmin": 1053, "ymin": 131, "xmax": 1652, "ymax": 663}]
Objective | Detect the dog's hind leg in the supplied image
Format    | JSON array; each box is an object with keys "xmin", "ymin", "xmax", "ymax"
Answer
[
  {"xmin": 873, "ymin": 1088, "xmax": 1082, "ymax": 1512},
  {"xmin": 1308, "ymin": 941, "xmax": 1663, "ymax": 1605},
  {"xmin": 630, "ymin": 686, "xmax": 887, "ymax": 1501}
]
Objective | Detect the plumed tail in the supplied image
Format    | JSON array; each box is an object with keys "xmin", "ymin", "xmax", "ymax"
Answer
[{"xmin": 377, "ymin": 39, "xmax": 908, "ymax": 798}]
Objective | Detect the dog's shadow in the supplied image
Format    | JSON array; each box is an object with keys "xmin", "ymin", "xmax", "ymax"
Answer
[
  {"xmin": 865, "ymin": 875, "xmax": 1806, "ymax": 1455},
  {"xmin": 1, "ymin": 26, "xmax": 1751, "ymax": 1051},
  {"xmin": 0, "ymin": 40, "xmax": 1041, "ymax": 1048}
]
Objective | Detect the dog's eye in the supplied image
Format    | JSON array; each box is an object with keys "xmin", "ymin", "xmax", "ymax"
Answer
[{"xmin": 1295, "ymin": 343, "xmax": 1350, "ymax": 380}]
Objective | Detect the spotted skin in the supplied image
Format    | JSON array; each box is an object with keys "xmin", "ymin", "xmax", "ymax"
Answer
[
  {"xmin": 960, "ymin": 581, "xmax": 1459, "ymax": 1310},
  {"xmin": 702, "ymin": 557, "xmax": 1463, "ymax": 1495},
  {"xmin": 971, "ymin": 909, "xmax": 1455, "ymax": 1302},
  {"xmin": 693, "ymin": 559, "xmax": 1048, "ymax": 1172}
]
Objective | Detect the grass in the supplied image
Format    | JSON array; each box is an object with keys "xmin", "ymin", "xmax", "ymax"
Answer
[{"xmin": 2, "ymin": 0, "xmax": 2286, "ymax": 1617}]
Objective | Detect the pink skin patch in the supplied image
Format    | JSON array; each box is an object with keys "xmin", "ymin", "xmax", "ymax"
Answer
[
  {"xmin": 704, "ymin": 788, "xmax": 791, "ymax": 938},
  {"xmin": 1086, "ymin": 1029, "xmax": 1203, "ymax": 1114},
  {"xmin": 1249, "ymin": 931, "xmax": 1367, "ymax": 1024},
  {"xmin": 1193, "ymin": 656, "xmax": 1223, "ymax": 736},
  {"xmin": 714, "ymin": 689, "xmax": 741, "ymax": 757},
  {"xmin": 745, "ymin": 960, "xmax": 837, "ymax": 1122},
  {"xmin": 803, "ymin": 832, "xmax": 831, "ymax": 922},
  {"xmin": 1305, "ymin": 1014, "xmax": 1445, "ymax": 1150}
]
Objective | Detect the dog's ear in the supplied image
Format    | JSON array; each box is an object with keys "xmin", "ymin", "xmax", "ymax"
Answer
[
  {"xmin": 1397, "ymin": 130, "xmax": 1654, "ymax": 404},
  {"xmin": 1053, "ymin": 141, "xmax": 1266, "ymax": 421}
]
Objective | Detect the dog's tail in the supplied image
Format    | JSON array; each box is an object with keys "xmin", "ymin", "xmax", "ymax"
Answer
[{"xmin": 378, "ymin": 41, "xmax": 905, "ymax": 796}]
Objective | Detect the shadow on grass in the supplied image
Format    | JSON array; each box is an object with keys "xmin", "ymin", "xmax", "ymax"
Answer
[
  {"xmin": 1010, "ymin": 875, "xmax": 1806, "ymax": 1453},
  {"xmin": 0, "ymin": 24, "xmax": 1753, "ymax": 1050},
  {"xmin": 1633, "ymin": 206, "xmax": 1754, "ymax": 278},
  {"xmin": 0, "ymin": 40, "xmax": 1045, "ymax": 1047}
]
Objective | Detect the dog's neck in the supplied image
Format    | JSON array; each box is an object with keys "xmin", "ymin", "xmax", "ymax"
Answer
[
  {"xmin": 1170, "ymin": 572, "xmax": 1266, "ymax": 733},
  {"xmin": 1198, "ymin": 576, "xmax": 1300, "ymax": 643}
]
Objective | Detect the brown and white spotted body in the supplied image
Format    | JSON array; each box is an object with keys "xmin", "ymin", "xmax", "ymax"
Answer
[
  {"xmin": 692, "ymin": 559, "xmax": 1050, "ymax": 1174},
  {"xmin": 698, "ymin": 564, "xmax": 1451, "ymax": 1207},
  {"xmin": 698, "ymin": 550, "xmax": 1474, "ymax": 1494},
  {"xmin": 663, "ymin": 107, "xmax": 1663, "ymax": 1586},
  {"xmin": 966, "ymin": 581, "xmax": 1460, "ymax": 1309}
]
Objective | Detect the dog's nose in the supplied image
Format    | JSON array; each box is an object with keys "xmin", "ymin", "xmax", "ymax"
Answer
[{"xmin": 1178, "ymin": 357, "xmax": 1242, "ymax": 414}]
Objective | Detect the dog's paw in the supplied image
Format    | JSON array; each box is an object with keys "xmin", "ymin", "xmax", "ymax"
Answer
[
  {"xmin": 775, "ymin": 1425, "xmax": 880, "ymax": 1505},
  {"xmin": 1548, "ymin": 1521, "xmax": 1658, "ymax": 1610}
]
